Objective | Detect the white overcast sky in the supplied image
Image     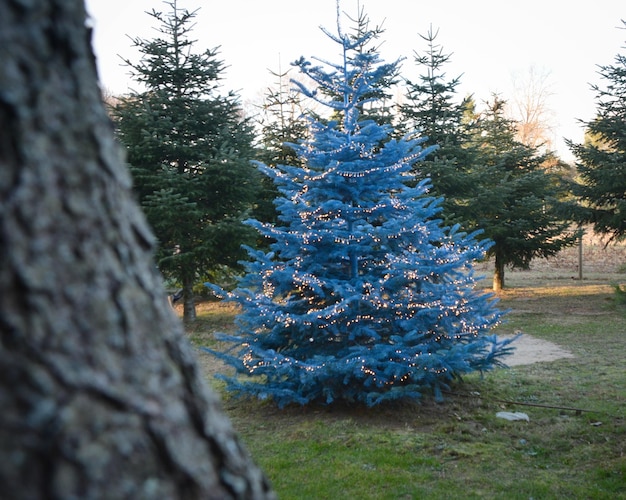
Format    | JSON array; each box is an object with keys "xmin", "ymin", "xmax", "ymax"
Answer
[{"xmin": 85, "ymin": 0, "xmax": 626, "ymax": 160}]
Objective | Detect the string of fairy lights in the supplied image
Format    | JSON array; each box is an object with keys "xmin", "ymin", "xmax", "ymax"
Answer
[{"xmin": 235, "ymin": 260, "xmax": 498, "ymax": 386}]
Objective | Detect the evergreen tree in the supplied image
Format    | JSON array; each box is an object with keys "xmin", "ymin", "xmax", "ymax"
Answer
[
  {"xmin": 398, "ymin": 26, "xmax": 476, "ymax": 225},
  {"xmin": 253, "ymin": 67, "xmax": 310, "ymax": 224},
  {"xmin": 567, "ymin": 24, "xmax": 626, "ymax": 242},
  {"xmin": 319, "ymin": 6, "xmax": 399, "ymax": 128},
  {"xmin": 207, "ymin": 12, "xmax": 511, "ymax": 408},
  {"xmin": 468, "ymin": 96, "xmax": 576, "ymax": 291},
  {"xmin": 112, "ymin": 1, "xmax": 258, "ymax": 321}
]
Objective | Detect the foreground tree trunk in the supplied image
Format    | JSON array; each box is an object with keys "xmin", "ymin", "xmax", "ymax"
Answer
[{"xmin": 0, "ymin": 1, "xmax": 273, "ymax": 498}]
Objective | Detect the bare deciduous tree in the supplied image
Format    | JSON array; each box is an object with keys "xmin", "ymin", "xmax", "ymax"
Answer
[{"xmin": 509, "ymin": 66, "xmax": 556, "ymax": 151}]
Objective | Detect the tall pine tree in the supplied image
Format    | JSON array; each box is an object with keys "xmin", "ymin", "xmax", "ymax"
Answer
[
  {"xmin": 112, "ymin": 1, "xmax": 258, "ymax": 321},
  {"xmin": 567, "ymin": 22, "xmax": 626, "ymax": 242},
  {"xmin": 468, "ymin": 96, "xmax": 576, "ymax": 291},
  {"xmin": 320, "ymin": 6, "xmax": 399, "ymax": 128},
  {"xmin": 398, "ymin": 26, "xmax": 476, "ymax": 226},
  {"xmin": 253, "ymin": 66, "xmax": 310, "ymax": 224},
  {"xmin": 206, "ymin": 9, "xmax": 511, "ymax": 407}
]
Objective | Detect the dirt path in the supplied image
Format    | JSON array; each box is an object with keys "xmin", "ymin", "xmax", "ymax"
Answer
[{"xmin": 499, "ymin": 334, "xmax": 575, "ymax": 366}]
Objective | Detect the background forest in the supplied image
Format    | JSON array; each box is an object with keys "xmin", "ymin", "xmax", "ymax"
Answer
[{"xmin": 109, "ymin": 1, "xmax": 626, "ymax": 317}]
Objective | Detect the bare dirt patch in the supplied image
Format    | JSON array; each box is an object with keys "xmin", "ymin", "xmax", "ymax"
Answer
[{"xmin": 498, "ymin": 334, "xmax": 575, "ymax": 366}]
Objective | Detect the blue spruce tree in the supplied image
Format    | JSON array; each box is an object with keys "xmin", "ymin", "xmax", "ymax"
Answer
[{"xmin": 207, "ymin": 11, "xmax": 512, "ymax": 407}]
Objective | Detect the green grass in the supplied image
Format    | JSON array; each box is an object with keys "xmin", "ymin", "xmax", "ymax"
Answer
[{"xmin": 187, "ymin": 271, "xmax": 626, "ymax": 499}]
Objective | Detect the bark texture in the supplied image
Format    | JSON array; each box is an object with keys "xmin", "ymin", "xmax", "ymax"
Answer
[{"xmin": 0, "ymin": 1, "xmax": 273, "ymax": 498}]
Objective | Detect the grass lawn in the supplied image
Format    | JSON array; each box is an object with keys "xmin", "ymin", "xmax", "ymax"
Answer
[{"xmin": 186, "ymin": 265, "xmax": 626, "ymax": 499}]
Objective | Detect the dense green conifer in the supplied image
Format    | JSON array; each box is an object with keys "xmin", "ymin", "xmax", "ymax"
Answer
[{"xmin": 112, "ymin": 1, "xmax": 259, "ymax": 321}]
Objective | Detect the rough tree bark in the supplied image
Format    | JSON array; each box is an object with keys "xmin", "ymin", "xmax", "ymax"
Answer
[{"xmin": 0, "ymin": 1, "xmax": 274, "ymax": 498}]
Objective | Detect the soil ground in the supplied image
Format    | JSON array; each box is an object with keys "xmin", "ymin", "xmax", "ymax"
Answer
[{"xmin": 498, "ymin": 333, "xmax": 575, "ymax": 365}]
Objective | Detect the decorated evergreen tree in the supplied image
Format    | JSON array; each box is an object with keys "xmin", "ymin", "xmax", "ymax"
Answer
[
  {"xmin": 207, "ymin": 10, "xmax": 512, "ymax": 407},
  {"xmin": 320, "ymin": 6, "xmax": 399, "ymax": 128}
]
